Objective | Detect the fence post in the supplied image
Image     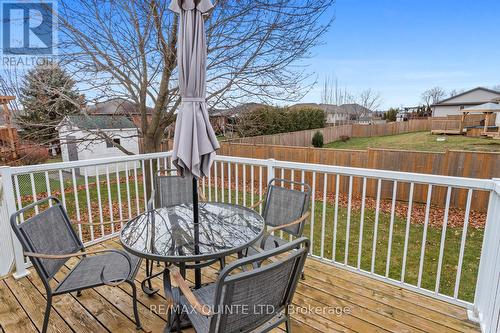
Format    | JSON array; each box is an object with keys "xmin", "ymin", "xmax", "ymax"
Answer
[
  {"xmin": 0, "ymin": 167, "xmax": 30, "ymax": 279},
  {"xmin": 471, "ymin": 179, "xmax": 500, "ymax": 332}
]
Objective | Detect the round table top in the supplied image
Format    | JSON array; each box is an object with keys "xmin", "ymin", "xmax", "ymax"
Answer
[{"xmin": 120, "ymin": 202, "xmax": 265, "ymax": 262}]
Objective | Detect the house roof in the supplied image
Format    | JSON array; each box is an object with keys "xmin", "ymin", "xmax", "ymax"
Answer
[
  {"xmin": 463, "ymin": 102, "xmax": 500, "ymax": 113},
  {"xmin": 432, "ymin": 87, "xmax": 500, "ymax": 106},
  {"xmin": 324, "ymin": 103, "xmax": 372, "ymax": 115},
  {"xmin": 62, "ymin": 115, "xmax": 136, "ymax": 130},
  {"xmin": 87, "ymin": 98, "xmax": 154, "ymax": 115}
]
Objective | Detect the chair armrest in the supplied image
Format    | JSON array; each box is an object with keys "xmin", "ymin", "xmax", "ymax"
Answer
[
  {"xmin": 167, "ymin": 266, "xmax": 212, "ymax": 316},
  {"xmin": 248, "ymin": 246, "xmax": 278, "ymax": 263},
  {"xmin": 250, "ymin": 199, "xmax": 264, "ymax": 209},
  {"xmin": 267, "ymin": 211, "xmax": 310, "ymax": 233},
  {"xmin": 24, "ymin": 249, "xmax": 132, "ymax": 286}
]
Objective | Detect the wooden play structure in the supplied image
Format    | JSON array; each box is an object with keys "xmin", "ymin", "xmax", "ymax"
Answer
[
  {"xmin": 0, "ymin": 96, "xmax": 19, "ymax": 161},
  {"xmin": 460, "ymin": 102, "xmax": 500, "ymax": 139}
]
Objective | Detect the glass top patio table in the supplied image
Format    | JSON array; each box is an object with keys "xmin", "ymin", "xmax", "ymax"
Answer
[{"xmin": 120, "ymin": 202, "xmax": 265, "ymax": 263}]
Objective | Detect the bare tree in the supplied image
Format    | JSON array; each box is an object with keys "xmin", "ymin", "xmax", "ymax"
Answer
[
  {"xmin": 357, "ymin": 89, "xmax": 382, "ymax": 111},
  {"xmin": 421, "ymin": 87, "xmax": 446, "ymax": 107},
  {"xmin": 52, "ymin": 0, "xmax": 335, "ymax": 154},
  {"xmin": 321, "ymin": 75, "xmax": 352, "ymax": 106}
]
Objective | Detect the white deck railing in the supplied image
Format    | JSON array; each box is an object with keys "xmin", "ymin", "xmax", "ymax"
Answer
[{"xmin": 1, "ymin": 152, "xmax": 499, "ymax": 332}]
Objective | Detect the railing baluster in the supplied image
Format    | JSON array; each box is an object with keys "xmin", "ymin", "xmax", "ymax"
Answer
[
  {"xmin": 435, "ymin": 186, "xmax": 452, "ymax": 293},
  {"xmin": 385, "ymin": 180, "xmax": 398, "ymax": 277},
  {"xmin": 357, "ymin": 177, "xmax": 367, "ymax": 270},
  {"xmin": 235, "ymin": 163, "xmax": 239, "ymax": 205},
  {"xmin": 454, "ymin": 188, "xmax": 473, "ymax": 299},
  {"xmin": 29, "ymin": 173, "xmax": 38, "ymax": 214},
  {"xmin": 259, "ymin": 166, "xmax": 263, "ymax": 214},
  {"xmin": 106, "ymin": 165, "xmax": 114, "ymax": 234},
  {"xmin": 58, "ymin": 170, "xmax": 66, "ymax": 209},
  {"xmin": 71, "ymin": 168, "xmax": 82, "ymax": 240},
  {"xmin": 345, "ymin": 176, "xmax": 353, "ymax": 264},
  {"xmin": 310, "ymin": 172, "xmax": 316, "ymax": 255},
  {"xmin": 125, "ymin": 164, "xmax": 132, "ymax": 219},
  {"xmin": 401, "ymin": 182, "xmax": 415, "ymax": 283},
  {"xmin": 417, "ymin": 184, "xmax": 433, "ymax": 288},
  {"xmin": 228, "ymin": 162, "xmax": 231, "ymax": 203},
  {"xmin": 116, "ymin": 164, "xmax": 124, "ymax": 228},
  {"xmin": 13, "ymin": 175, "xmax": 24, "ymax": 221},
  {"xmin": 221, "ymin": 161, "xmax": 225, "ymax": 202},
  {"xmin": 133, "ymin": 162, "xmax": 140, "ymax": 214},
  {"xmin": 371, "ymin": 179, "xmax": 382, "ymax": 274},
  {"xmin": 251, "ymin": 166, "xmax": 254, "ymax": 207},
  {"xmin": 44, "ymin": 171, "xmax": 52, "ymax": 207},
  {"xmin": 95, "ymin": 166, "xmax": 104, "ymax": 237},
  {"xmin": 332, "ymin": 174, "xmax": 340, "ymax": 262},
  {"xmin": 214, "ymin": 161, "xmax": 218, "ymax": 201},
  {"xmin": 141, "ymin": 160, "xmax": 148, "ymax": 210},
  {"xmin": 208, "ymin": 164, "xmax": 212, "ymax": 201},
  {"xmin": 242, "ymin": 164, "xmax": 246, "ymax": 206},
  {"xmin": 320, "ymin": 173, "xmax": 328, "ymax": 258},
  {"xmin": 84, "ymin": 168, "xmax": 94, "ymax": 242}
]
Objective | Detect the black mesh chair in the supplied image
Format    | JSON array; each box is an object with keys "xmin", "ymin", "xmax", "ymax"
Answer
[
  {"xmin": 250, "ymin": 178, "xmax": 311, "ymax": 251},
  {"xmin": 10, "ymin": 197, "xmax": 142, "ymax": 333},
  {"xmin": 142, "ymin": 169, "xmax": 207, "ymax": 295},
  {"xmin": 165, "ymin": 237, "xmax": 309, "ymax": 333}
]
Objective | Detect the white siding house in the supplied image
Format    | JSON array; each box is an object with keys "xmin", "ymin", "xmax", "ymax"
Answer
[
  {"xmin": 57, "ymin": 115, "xmax": 140, "ymax": 176},
  {"xmin": 432, "ymin": 87, "xmax": 500, "ymax": 118}
]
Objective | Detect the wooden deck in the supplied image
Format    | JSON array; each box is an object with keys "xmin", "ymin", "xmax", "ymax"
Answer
[{"xmin": 0, "ymin": 238, "xmax": 480, "ymax": 333}]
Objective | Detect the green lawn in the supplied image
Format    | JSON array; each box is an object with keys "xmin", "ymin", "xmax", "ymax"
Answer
[
  {"xmin": 324, "ymin": 131, "xmax": 500, "ymax": 152},
  {"xmin": 16, "ymin": 173, "xmax": 482, "ymax": 303}
]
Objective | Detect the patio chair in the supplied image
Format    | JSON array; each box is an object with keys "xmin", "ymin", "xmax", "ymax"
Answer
[
  {"xmin": 250, "ymin": 178, "xmax": 311, "ymax": 252},
  {"xmin": 164, "ymin": 237, "xmax": 310, "ymax": 333},
  {"xmin": 10, "ymin": 197, "xmax": 142, "ymax": 333},
  {"xmin": 142, "ymin": 168, "xmax": 207, "ymax": 295}
]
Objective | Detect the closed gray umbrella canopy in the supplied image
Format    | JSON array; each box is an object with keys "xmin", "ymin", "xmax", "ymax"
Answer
[{"xmin": 170, "ymin": 0, "xmax": 219, "ymax": 178}]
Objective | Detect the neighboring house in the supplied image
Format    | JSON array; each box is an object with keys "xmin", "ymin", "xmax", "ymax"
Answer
[
  {"xmin": 56, "ymin": 115, "xmax": 139, "ymax": 176},
  {"xmin": 431, "ymin": 87, "xmax": 500, "ymax": 117},
  {"xmin": 87, "ymin": 98, "xmax": 154, "ymax": 129},
  {"xmin": 323, "ymin": 103, "xmax": 372, "ymax": 124},
  {"xmin": 290, "ymin": 103, "xmax": 372, "ymax": 125}
]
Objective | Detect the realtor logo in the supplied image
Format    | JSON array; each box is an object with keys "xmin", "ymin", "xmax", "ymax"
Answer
[{"xmin": 1, "ymin": 1, "xmax": 57, "ymax": 67}]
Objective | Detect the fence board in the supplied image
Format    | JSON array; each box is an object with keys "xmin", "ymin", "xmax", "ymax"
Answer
[
  {"xmin": 226, "ymin": 119, "xmax": 431, "ymax": 147},
  {"xmin": 218, "ymin": 143, "xmax": 499, "ymax": 212}
]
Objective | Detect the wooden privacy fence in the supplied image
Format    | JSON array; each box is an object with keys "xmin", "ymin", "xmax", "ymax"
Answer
[
  {"xmin": 219, "ymin": 142, "xmax": 500, "ymax": 212},
  {"xmin": 226, "ymin": 119, "xmax": 431, "ymax": 147}
]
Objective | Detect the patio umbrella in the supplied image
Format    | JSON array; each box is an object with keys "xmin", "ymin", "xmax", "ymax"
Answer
[{"xmin": 169, "ymin": 0, "xmax": 219, "ymax": 288}]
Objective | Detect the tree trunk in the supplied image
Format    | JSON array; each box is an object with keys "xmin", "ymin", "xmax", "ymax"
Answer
[{"xmin": 142, "ymin": 133, "xmax": 164, "ymax": 202}]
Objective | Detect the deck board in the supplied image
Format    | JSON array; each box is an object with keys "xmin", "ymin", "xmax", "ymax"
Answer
[{"xmin": 0, "ymin": 238, "xmax": 480, "ymax": 333}]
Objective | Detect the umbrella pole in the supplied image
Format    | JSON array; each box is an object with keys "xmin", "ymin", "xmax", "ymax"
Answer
[{"xmin": 192, "ymin": 176, "xmax": 202, "ymax": 289}]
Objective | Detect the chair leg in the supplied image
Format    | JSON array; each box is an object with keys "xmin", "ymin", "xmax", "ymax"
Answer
[
  {"xmin": 219, "ymin": 257, "xmax": 225, "ymax": 270},
  {"xmin": 128, "ymin": 281, "xmax": 142, "ymax": 330},
  {"xmin": 42, "ymin": 294, "xmax": 52, "ymax": 333},
  {"xmin": 285, "ymin": 317, "xmax": 292, "ymax": 333}
]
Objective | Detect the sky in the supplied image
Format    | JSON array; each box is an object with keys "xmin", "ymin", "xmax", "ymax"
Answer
[{"xmin": 300, "ymin": 0, "xmax": 500, "ymax": 110}]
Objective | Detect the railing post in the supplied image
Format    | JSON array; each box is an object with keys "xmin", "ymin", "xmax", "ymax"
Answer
[
  {"xmin": 0, "ymin": 167, "xmax": 30, "ymax": 279},
  {"xmin": 266, "ymin": 158, "xmax": 276, "ymax": 185},
  {"xmin": 471, "ymin": 179, "xmax": 500, "ymax": 332}
]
